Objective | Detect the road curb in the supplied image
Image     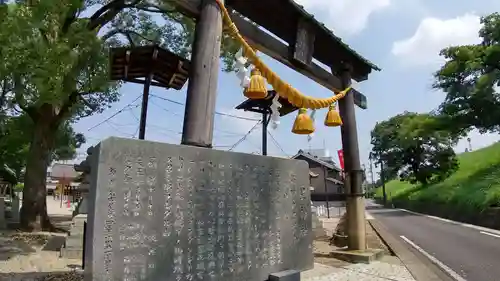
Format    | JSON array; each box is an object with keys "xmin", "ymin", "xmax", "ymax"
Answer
[{"xmin": 369, "ymin": 219, "xmax": 453, "ymax": 281}]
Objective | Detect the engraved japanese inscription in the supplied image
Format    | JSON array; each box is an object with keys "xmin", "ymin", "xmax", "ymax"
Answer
[{"xmin": 84, "ymin": 137, "xmax": 312, "ymax": 281}]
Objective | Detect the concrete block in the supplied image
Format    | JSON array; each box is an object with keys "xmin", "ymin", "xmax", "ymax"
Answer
[{"xmin": 330, "ymin": 248, "xmax": 384, "ymax": 264}]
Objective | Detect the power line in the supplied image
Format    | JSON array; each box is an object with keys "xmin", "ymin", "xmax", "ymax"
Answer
[
  {"xmin": 151, "ymin": 94, "xmax": 260, "ymax": 121},
  {"xmin": 87, "ymin": 95, "xmax": 142, "ymax": 131},
  {"xmin": 268, "ymin": 131, "xmax": 289, "ymax": 157},
  {"xmin": 228, "ymin": 121, "xmax": 261, "ymax": 151},
  {"xmin": 149, "ymin": 97, "xmax": 247, "ymax": 137},
  {"xmin": 86, "ymin": 93, "xmax": 257, "ymax": 143}
]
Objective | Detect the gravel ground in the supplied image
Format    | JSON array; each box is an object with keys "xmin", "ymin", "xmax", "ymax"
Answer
[{"xmin": 0, "ymin": 229, "xmax": 82, "ymax": 281}]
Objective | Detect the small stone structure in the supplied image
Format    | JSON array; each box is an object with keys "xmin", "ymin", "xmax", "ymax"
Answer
[
  {"xmin": 84, "ymin": 137, "xmax": 313, "ymax": 281},
  {"xmin": 61, "ymin": 214, "xmax": 87, "ymax": 259},
  {"xmin": 311, "ymin": 212, "xmax": 327, "ymax": 238},
  {"xmin": 61, "ymin": 148, "xmax": 92, "ymax": 259}
]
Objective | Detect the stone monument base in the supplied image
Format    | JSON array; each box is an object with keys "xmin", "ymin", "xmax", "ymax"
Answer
[
  {"xmin": 269, "ymin": 269, "xmax": 300, "ymax": 281},
  {"xmin": 330, "ymin": 248, "xmax": 384, "ymax": 264}
]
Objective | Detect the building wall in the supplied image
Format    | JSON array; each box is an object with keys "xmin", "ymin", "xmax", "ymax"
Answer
[{"xmin": 296, "ymin": 155, "xmax": 345, "ymax": 201}]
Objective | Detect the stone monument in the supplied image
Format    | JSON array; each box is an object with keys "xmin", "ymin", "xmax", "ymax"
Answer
[{"xmin": 84, "ymin": 137, "xmax": 313, "ymax": 281}]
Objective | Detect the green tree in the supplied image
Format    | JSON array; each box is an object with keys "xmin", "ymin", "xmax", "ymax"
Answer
[
  {"xmin": 434, "ymin": 12, "xmax": 500, "ymax": 136},
  {"xmin": 370, "ymin": 112, "xmax": 459, "ymax": 185},
  {"xmin": 1, "ymin": 1, "xmax": 240, "ymax": 230},
  {"xmin": 0, "ymin": 114, "xmax": 86, "ymax": 183}
]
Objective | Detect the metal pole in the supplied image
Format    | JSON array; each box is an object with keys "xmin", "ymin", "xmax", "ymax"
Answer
[
  {"xmin": 138, "ymin": 73, "xmax": 152, "ymax": 140},
  {"xmin": 181, "ymin": 0, "xmax": 223, "ymax": 148},
  {"xmin": 323, "ymin": 166, "xmax": 330, "ymax": 218},
  {"xmin": 335, "ymin": 64, "xmax": 366, "ymax": 251},
  {"xmin": 262, "ymin": 112, "xmax": 268, "ymax": 155}
]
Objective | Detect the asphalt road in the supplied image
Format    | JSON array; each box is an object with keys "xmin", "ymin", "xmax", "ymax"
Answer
[{"xmin": 368, "ymin": 203, "xmax": 500, "ymax": 281}]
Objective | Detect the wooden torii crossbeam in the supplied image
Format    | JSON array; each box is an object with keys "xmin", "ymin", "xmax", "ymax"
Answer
[
  {"xmin": 109, "ymin": 45, "xmax": 191, "ymax": 139},
  {"xmin": 174, "ymin": 0, "xmax": 377, "ymax": 109}
]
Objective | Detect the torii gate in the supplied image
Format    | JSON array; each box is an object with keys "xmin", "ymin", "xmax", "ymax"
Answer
[{"xmin": 172, "ymin": 0, "xmax": 380, "ymax": 252}]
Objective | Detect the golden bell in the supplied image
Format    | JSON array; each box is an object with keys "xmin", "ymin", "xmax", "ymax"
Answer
[
  {"xmin": 324, "ymin": 103, "xmax": 342, "ymax": 127},
  {"xmin": 244, "ymin": 68, "xmax": 267, "ymax": 100},
  {"xmin": 292, "ymin": 108, "xmax": 315, "ymax": 135}
]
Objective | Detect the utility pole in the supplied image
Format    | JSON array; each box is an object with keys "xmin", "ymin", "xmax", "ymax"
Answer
[
  {"xmin": 380, "ymin": 159, "xmax": 387, "ymax": 206},
  {"xmin": 335, "ymin": 64, "xmax": 366, "ymax": 251},
  {"xmin": 369, "ymin": 156, "xmax": 375, "ymax": 186},
  {"xmin": 181, "ymin": 0, "xmax": 223, "ymax": 147}
]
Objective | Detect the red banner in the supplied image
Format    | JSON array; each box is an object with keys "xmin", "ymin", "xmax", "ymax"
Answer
[{"xmin": 337, "ymin": 149, "xmax": 345, "ymax": 170}]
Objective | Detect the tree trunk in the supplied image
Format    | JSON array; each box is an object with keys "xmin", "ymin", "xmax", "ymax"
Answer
[{"xmin": 20, "ymin": 113, "xmax": 57, "ymax": 231}]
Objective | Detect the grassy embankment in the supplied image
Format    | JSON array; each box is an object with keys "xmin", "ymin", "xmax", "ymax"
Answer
[{"xmin": 375, "ymin": 142, "xmax": 500, "ymax": 212}]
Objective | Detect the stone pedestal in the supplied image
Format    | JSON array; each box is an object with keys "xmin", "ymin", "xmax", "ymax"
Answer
[
  {"xmin": 269, "ymin": 270, "xmax": 300, "ymax": 281},
  {"xmin": 60, "ymin": 214, "xmax": 87, "ymax": 259}
]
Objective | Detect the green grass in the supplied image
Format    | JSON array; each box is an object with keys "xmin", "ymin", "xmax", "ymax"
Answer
[{"xmin": 375, "ymin": 141, "xmax": 500, "ymax": 212}]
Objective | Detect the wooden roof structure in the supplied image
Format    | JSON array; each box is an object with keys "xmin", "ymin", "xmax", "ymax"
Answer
[
  {"xmin": 235, "ymin": 90, "xmax": 298, "ymax": 116},
  {"xmin": 175, "ymin": 0, "xmax": 379, "ymax": 83},
  {"xmin": 109, "ymin": 45, "xmax": 191, "ymax": 89},
  {"xmin": 226, "ymin": 0, "xmax": 380, "ymax": 81}
]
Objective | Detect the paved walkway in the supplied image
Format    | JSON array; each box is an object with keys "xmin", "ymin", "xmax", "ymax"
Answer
[
  {"xmin": 46, "ymin": 197, "xmax": 73, "ymax": 216},
  {"xmin": 302, "ymin": 213, "xmax": 416, "ymax": 281},
  {"xmin": 302, "ymin": 261, "xmax": 415, "ymax": 281}
]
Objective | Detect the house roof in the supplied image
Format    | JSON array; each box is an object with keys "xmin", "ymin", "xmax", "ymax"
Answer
[{"xmin": 292, "ymin": 150, "xmax": 342, "ymax": 172}]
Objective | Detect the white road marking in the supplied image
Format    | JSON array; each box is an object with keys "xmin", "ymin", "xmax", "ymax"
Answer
[
  {"xmin": 480, "ymin": 231, "xmax": 500, "ymax": 238},
  {"xmin": 400, "ymin": 235, "xmax": 467, "ymax": 281},
  {"xmin": 397, "ymin": 208, "xmax": 500, "ymax": 236}
]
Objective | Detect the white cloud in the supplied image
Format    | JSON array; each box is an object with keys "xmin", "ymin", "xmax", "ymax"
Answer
[
  {"xmin": 392, "ymin": 13, "xmax": 482, "ymax": 66},
  {"xmin": 294, "ymin": 0, "xmax": 390, "ymax": 36}
]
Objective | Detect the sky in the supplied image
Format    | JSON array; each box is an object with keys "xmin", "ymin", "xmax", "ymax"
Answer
[{"xmin": 71, "ymin": 0, "xmax": 500, "ymax": 174}]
